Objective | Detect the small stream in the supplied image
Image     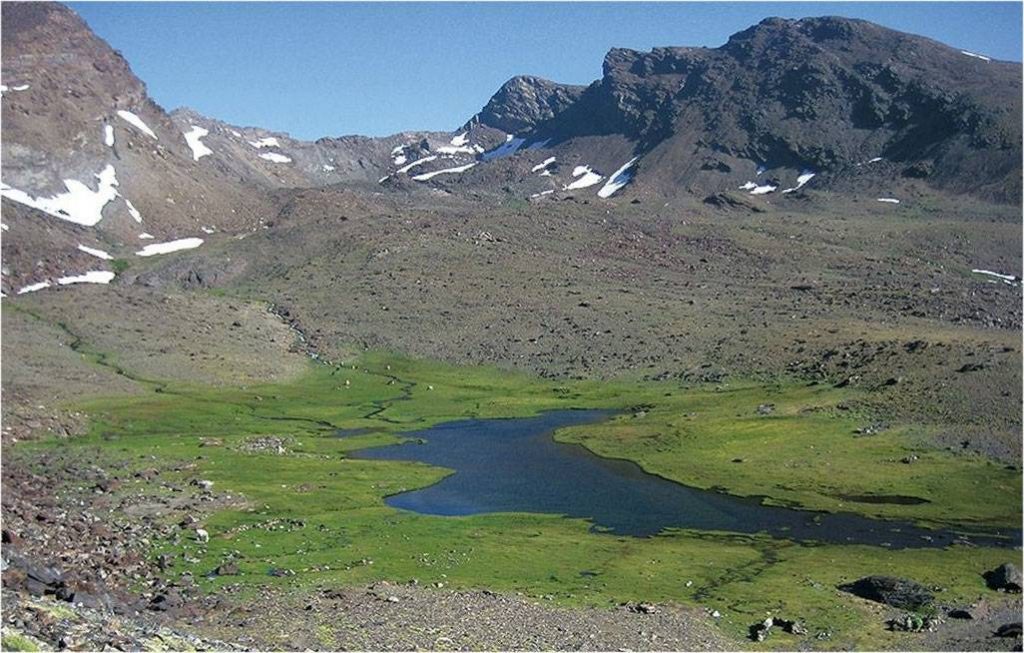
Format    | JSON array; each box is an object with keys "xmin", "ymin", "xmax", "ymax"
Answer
[{"xmin": 352, "ymin": 409, "xmax": 1019, "ymax": 548}]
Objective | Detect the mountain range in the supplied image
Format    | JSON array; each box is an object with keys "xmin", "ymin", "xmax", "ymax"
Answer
[{"xmin": 2, "ymin": 3, "xmax": 1020, "ymax": 296}]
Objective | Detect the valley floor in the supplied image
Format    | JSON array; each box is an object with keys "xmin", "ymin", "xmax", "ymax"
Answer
[{"xmin": 1, "ymin": 193, "xmax": 1021, "ymax": 651}]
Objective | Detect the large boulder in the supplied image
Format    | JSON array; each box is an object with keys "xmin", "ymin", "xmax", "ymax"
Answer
[
  {"xmin": 984, "ymin": 563, "xmax": 1022, "ymax": 592},
  {"xmin": 839, "ymin": 575, "xmax": 934, "ymax": 610}
]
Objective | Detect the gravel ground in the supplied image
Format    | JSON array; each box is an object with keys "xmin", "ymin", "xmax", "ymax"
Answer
[{"xmin": 203, "ymin": 582, "xmax": 736, "ymax": 651}]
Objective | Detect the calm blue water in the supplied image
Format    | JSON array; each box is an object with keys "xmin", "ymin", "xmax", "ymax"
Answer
[{"xmin": 353, "ymin": 410, "xmax": 1019, "ymax": 548}]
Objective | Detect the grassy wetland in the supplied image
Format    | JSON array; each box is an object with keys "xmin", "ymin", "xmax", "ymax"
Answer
[{"xmin": 10, "ymin": 344, "xmax": 1018, "ymax": 649}]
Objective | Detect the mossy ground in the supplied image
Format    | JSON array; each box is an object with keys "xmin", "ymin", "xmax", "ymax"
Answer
[{"xmin": 16, "ymin": 353, "xmax": 1020, "ymax": 648}]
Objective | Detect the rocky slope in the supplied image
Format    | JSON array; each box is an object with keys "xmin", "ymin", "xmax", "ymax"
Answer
[
  {"xmin": 4, "ymin": 6, "xmax": 1020, "ymax": 298},
  {"xmin": 441, "ymin": 17, "xmax": 1022, "ymax": 204},
  {"xmin": 0, "ymin": 2, "xmax": 454, "ymax": 294}
]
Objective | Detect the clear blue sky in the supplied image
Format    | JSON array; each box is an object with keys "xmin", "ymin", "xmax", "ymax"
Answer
[{"xmin": 69, "ymin": 2, "xmax": 1022, "ymax": 140}]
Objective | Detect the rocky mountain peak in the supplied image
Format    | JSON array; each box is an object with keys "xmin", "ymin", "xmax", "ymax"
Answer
[{"xmin": 466, "ymin": 75, "xmax": 585, "ymax": 134}]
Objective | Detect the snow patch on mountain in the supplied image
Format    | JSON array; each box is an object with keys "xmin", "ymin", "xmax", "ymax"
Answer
[
  {"xmin": 412, "ymin": 162, "xmax": 477, "ymax": 181},
  {"xmin": 961, "ymin": 50, "xmax": 991, "ymax": 62},
  {"xmin": 781, "ymin": 171, "xmax": 815, "ymax": 194},
  {"xmin": 972, "ymin": 269, "xmax": 1018, "ymax": 282},
  {"xmin": 740, "ymin": 178, "xmax": 781, "ymax": 194},
  {"xmin": 436, "ymin": 145, "xmax": 477, "ymax": 155},
  {"xmin": 259, "ymin": 152, "xmax": 292, "ymax": 163},
  {"xmin": 1, "ymin": 165, "xmax": 120, "ymax": 227},
  {"xmin": 877, "ymin": 197, "xmax": 901, "ymax": 204},
  {"xmin": 17, "ymin": 281, "xmax": 50, "ymax": 295},
  {"xmin": 117, "ymin": 110, "xmax": 157, "ymax": 139},
  {"xmin": 481, "ymin": 137, "xmax": 525, "ymax": 161},
  {"xmin": 58, "ymin": 270, "xmax": 115, "ymax": 286},
  {"xmin": 104, "ymin": 125, "xmax": 115, "ymax": 147},
  {"xmin": 183, "ymin": 125, "xmax": 213, "ymax": 161},
  {"xmin": 531, "ymin": 157, "xmax": 556, "ymax": 173},
  {"xmin": 124, "ymin": 198, "xmax": 143, "ymax": 223},
  {"xmin": 450, "ymin": 132, "xmax": 469, "ymax": 147},
  {"xmin": 249, "ymin": 137, "xmax": 281, "ymax": 148},
  {"xmin": 396, "ymin": 155, "xmax": 437, "ymax": 174},
  {"xmin": 136, "ymin": 238, "xmax": 204, "ymax": 257},
  {"xmin": 597, "ymin": 158, "xmax": 638, "ymax": 198},
  {"xmin": 564, "ymin": 166, "xmax": 603, "ymax": 190},
  {"xmin": 77, "ymin": 244, "xmax": 113, "ymax": 260}
]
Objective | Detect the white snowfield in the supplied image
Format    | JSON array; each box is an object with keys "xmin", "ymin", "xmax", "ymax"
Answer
[
  {"xmin": 391, "ymin": 144, "xmax": 406, "ymax": 155},
  {"xmin": 598, "ymin": 157, "xmax": 638, "ymax": 198},
  {"xmin": 877, "ymin": 198, "xmax": 900, "ymax": 204},
  {"xmin": 17, "ymin": 281, "xmax": 51, "ymax": 295},
  {"xmin": 117, "ymin": 110, "xmax": 157, "ymax": 139},
  {"xmin": 183, "ymin": 125, "xmax": 213, "ymax": 161},
  {"xmin": 1, "ymin": 165, "xmax": 120, "ymax": 227},
  {"xmin": 104, "ymin": 125, "xmax": 115, "ymax": 147},
  {"xmin": 201, "ymin": 226, "xmax": 215, "ymax": 234},
  {"xmin": 450, "ymin": 132, "xmax": 469, "ymax": 147},
  {"xmin": 564, "ymin": 166, "xmax": 603, "ymax": 190},
  {"xmin": 259, "ymin": 152, "xmax": 292, "ymax": 163},
  {"xmin": 249, "ymin": 137, "xmax": 281, "ymax": 148},
  {"xmin": 135, "ymin": 237, "xmax": 204, "ymax": 257},
  {"xmin": 77, "ymin": 244, "xmax": 113, "ymax": 260},
  {"xmin": 531, "ymin": 157, "xmax": 556, "ymax": 173},
  {"xmin": 393, "ymin": 154, "xmax": 408, "ymax": 166},
  {"xmin": 749, "ymin": 184, "xmax": 777, "ymax": 195},
  {"xmin": 481, "ymin": 137, "xmax": 525, "ymax": 161},
  {"xmin": 1, "ymin": 84, "xmax": 30, "ymax": 94},
  {"xmin": 138, "ymin": 232, "xmax": 155, "ymax": 239},
  {"xmin": 412, "ymin": 162, "xmax": 477, "ymax": 181},
  {"xmin": 396, "ymin": 155, "xmax": 437, "ymax": 174},
  {"xmin": 739, "ymin": 181, "xmax": 757, "ymax": 190},
  {"xmin": 322, "ymin": 164, "xmax": 336, "ymax": 171},
  {"xmin": 530, "ymin": 189, "xmax": 555, "ymax": 199},
  {"xmin": 57, "ymin": 270, "xmax": 115, "ymax": 286},
  {"xmin": 961, "ymin": 50, "xmax": 991, "ymax": 62},
  {"xmin": 781, "ymin": 171, "xmax": 815, "ymax": 194}
]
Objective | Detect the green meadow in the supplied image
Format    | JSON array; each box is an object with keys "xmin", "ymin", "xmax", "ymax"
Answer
[{"xmin": 16, "ymin": 352, "xmax": 1020, "ymax": 648}]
